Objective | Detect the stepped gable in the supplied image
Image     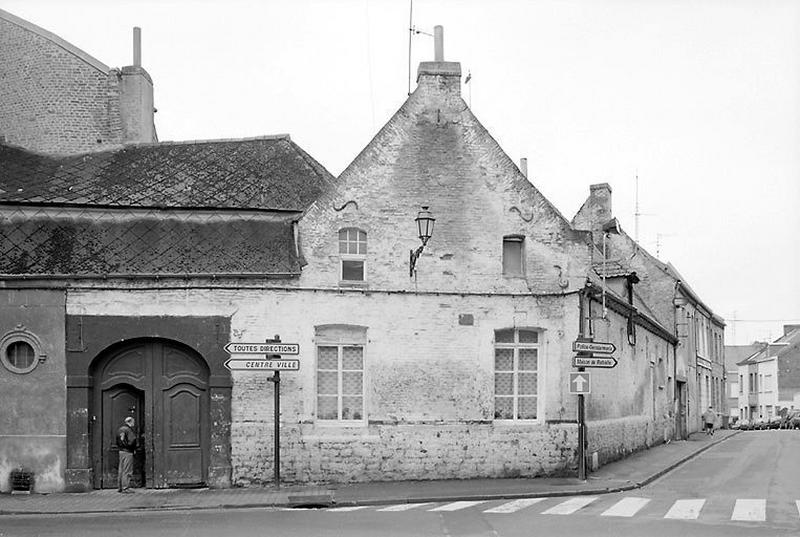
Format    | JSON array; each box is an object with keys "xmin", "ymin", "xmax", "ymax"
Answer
[{"xmin": 0, "ymin": 136, "xmax": 334, "ymax": 211}]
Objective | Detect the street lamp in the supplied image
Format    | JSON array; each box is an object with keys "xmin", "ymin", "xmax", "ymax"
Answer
[{"xmin": 409, "ymin": 206, "xmax": 435, "ymax": 277}]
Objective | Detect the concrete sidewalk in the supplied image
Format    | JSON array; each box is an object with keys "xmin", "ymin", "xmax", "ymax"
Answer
[{"xmin": 0, "ymin": 430, "xmax": 738, "ymax": 515}]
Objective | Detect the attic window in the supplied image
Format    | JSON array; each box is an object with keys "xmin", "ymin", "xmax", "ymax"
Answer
[
  {"xmin": 502, "ymin": 235, "xmax": 525, "ymax": 276},
  {"xmin": 339, "ymin": 228, "xmax": 367, "ymax": 282}
]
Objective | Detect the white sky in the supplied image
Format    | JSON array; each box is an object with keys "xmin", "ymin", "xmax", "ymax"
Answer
[{"xmin": 4, "ymin": 0, "xmax": 799, "ymax": 345}]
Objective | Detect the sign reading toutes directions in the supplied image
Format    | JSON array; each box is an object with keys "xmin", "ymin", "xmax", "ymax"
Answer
[
  {"xmin": 224, "ymin": 342, "xmax": 300, "ymax": 355},
  {"xmin": 569, "ymin": 372, "xmax": 591, "ymax": 395},
  {"xmin": 223, "ymin": 341, "xmax": 301, "ymax": 371}
]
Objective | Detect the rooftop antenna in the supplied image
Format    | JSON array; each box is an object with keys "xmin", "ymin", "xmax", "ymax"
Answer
[
  {"xmin": 407, "ymin": 0, "xmax": 434, "ymax": 95},
  {"xmin": 635, "ymin": 171, "xmax": 640, "ymax": 243},
  {"xmin": 407, "ymin": 0, "xmax": 413, "ymax": 96}
]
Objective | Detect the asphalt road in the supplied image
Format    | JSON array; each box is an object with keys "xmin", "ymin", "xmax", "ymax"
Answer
[{"xmin": 2, "ymin": 430, "xmax": 799, "ymax": 537}]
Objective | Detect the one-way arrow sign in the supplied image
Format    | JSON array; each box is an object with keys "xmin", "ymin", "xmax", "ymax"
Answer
[{"xmin": 569, "ymin": 372, "xmax": 591, "ymax": 394}]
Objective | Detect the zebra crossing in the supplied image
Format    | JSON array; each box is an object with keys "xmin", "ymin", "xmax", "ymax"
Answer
[{"xmin": 323, "ymin": 495, "xmax": 800, "ymax": 524}]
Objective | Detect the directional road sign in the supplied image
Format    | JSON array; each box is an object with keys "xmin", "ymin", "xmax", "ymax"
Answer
[
  {"xmin": 224, "ymin": 358, "xmax": 300, "ymax": 371},
  {"xmin": 224, "ymin": 342, "xmax": 300, "ymax": 355},
  {"xmin": 572, "ymin": 355, "xmax": 618, "ymax": 369},
  {"xmin": 572, "ymin": 340, "xmax": 616, "ymax": 354},
  {"xmin": 569, "ymin": 372, "xmax": 591, "ymax": 395}
]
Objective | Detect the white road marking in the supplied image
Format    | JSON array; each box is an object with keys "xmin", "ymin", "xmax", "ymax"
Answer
[
  {"xmin": 663, "ymin": 499, "xmax": 706, "ymax": 520},
  {"xmin": 327, "ymin": 506, "xmax": 370, "ymax": 512},
  {"xmin": 796, "ymin": 500, "xmax": 800, "ymax": 518},
  {"xmin": 483, "ymin": 498, "xmax": 548, "ymax": 514},
  {"xmin": 429, "ymin": 501, "xmax": 486, "ymax": 512},
  {"xmin": 600, "ymin": 497, "xmax": 651, "ymax": 517},
  {"xmin": 731, "ymin": 499, "xmax": 766, "ymax": 521},
  {"xmin": 541, "ymin": 496, "xmax": 598, "ymax": 515},
  {"xmin": 377, "ymin": 503, "xmax": 432, "ymax": 512}
]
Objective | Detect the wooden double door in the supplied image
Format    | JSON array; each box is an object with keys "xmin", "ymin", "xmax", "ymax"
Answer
[{"xmin": 93, "ymin": 340, "xmax": 209, "ymax": 489}]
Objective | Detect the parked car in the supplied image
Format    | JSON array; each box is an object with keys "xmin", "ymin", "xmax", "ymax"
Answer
[
  {"xmin": 781, "ymin": 410, "xmax": 800, "ymax": 429},
  {"xmin": 767, "ymin": 416, "xmax": 783, "ymax": 429},
  {"xmin": 737, "ymin": 419, "xmax": 751, "ymax": 430}
]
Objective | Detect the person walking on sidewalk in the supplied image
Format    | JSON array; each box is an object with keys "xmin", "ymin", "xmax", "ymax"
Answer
[
  {"xmin": 702, "ymin": 406, "xmax": 716, "ymax": 436},
  {"xmin": 117, "ymin": 416, "xmax": 138, "ymax": 493}
]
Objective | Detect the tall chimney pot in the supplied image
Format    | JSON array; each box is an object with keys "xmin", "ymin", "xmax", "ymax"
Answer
[
  {"xmin": 133, "ymin": 27, "xmax": 141, "ymax": 67},
  {"xmin": 434, "ymin": 25, "xmax": 444, "ymax": 61},
  {"xmin": 520, "ymin": 158, "xmax": 528, "ymax": 178}
]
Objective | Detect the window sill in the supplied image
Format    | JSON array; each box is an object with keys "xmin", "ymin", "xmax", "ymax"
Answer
[
  {"xmin": 492, "ymin": 419, "xmax": 544, "ymax": 427},
  {"xmin": 338, "ymin": 280, "xmax": 369, "ymax": 289}
]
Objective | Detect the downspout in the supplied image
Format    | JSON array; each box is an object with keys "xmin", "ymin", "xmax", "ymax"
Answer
[{"xmin": 672, "ymin": 279, "xmax": 681, "ymax": 439}]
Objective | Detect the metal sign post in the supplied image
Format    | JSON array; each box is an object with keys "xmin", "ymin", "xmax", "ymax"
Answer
[
  {"xmin": 265, "ymin": 336, "xmax": 282, "ymax": 488},
  {"xmin": 224, "ymin": 335, "xmax": 301, "ymax": 489}
]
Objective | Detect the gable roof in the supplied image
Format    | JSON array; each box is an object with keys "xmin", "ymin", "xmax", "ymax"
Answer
[
  {"xmin": 0, "ymin": 136, "xmax": 334, "ymax": 212},
  {"xmin": 735, "ymin": 328, "xmax": 800, "ymax": 366}
]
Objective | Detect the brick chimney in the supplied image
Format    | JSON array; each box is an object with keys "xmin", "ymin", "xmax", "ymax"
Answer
[
  {"xmin": 416, "ymin": 25, "xmax": 462, "ymax": 95},
  {"xmin": 589, "ymin": 183, "xmax": 613, "ymax": 224},
  {"xmin": 118, "ymin": 27, "xmax": 156, "ymax": 144}
]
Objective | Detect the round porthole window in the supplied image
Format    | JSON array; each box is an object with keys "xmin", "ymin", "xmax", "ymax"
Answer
[{"xmin": 0, "ymin": 329, "xmax": 45, "ymax": 374}]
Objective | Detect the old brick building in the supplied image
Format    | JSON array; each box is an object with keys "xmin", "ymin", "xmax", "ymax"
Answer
[{"xmin": 1, "ymin": 14, "xmax": 718, "ymax": 492}]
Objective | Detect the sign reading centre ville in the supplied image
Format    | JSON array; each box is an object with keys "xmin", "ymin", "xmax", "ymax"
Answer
[
  {"xmin": 224, "ymin": 359, "xmax": 300, "ymax": 371},
  {"xmin": 224, "ymin": 342, "xmax": 300, "ymax": 355}
]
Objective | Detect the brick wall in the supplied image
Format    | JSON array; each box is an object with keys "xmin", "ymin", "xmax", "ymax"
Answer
[{"xmin": 0, "ymin": 11, "xmax": 155, "ymax": 154}]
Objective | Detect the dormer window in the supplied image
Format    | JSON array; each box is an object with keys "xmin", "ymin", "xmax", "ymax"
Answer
[
  {"xmin": 502, "ymin": 235, "xmax": 525, "ymax": 276},
  {"xmin": 339, "ymin": 228, "xmax": 367, "ymax": 282}
]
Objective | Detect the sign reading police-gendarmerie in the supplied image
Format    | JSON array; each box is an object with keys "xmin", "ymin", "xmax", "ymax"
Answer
[{"xmin": 224, "ymin": 342, "xmax": 300, "ymax": 355}]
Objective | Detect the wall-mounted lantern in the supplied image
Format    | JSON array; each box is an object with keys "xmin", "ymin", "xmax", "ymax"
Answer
[{"xmin": 409, "ymin": 206, "xmax": 435, "ymax": 277}]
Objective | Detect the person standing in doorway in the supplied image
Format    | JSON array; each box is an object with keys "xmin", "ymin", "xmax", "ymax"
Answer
[
  {"xmin": 702, "ymin": 406, "xmax": 716, "ymax": 436},
  {"xmin": 117, "ymin": 416, "xmax": 138, "ymax": 493}
]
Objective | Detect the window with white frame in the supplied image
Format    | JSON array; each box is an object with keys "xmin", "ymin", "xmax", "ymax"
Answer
[
  {"xmin": 502, "ymin": 236, "xmax": 525, "ymax": 276},
  {"xmin": 338, "ymin": 228, "xmax": 367, "ymax": 282},
  {"xmin": 494, "ymin": 328, "xmax": 540, "ymax": 420},
  {"xmin": 315, "ymin": 325, "xmax": 366, "ymax": 423}
]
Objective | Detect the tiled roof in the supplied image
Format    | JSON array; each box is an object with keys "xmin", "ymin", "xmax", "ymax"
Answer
[
  {"xmin": 0, "ymin": 136, "xmax": 334, "ymax": 211},
  {"xmin": 592, "ymin": 259, "xmax": 634, "ymax": 278},
  {"xmin": 0, "ymin": 211, "xmax": 300, "ymax": 276}
]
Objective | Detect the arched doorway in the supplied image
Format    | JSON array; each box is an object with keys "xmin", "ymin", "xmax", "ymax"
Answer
[{"xmin": 91, "ymin": 339, "xmax": 210, "ymax": 489}]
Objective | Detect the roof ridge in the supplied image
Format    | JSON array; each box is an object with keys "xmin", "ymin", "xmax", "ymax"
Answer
[{"xmin": 125, "ymin": 135, "xmax": 292, "ymax": 148}]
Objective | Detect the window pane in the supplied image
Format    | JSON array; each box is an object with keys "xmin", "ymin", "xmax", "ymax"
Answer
[
  {"xmin": 8, "ymin": 342, "xmax": 34, "ymax": 369},
  {"xmin": 519, "ymin": 330, "xmax": 538, "ymax": 343},
  {"xmin": 494, "ymin": 397, "xmax": 514, "ymax": 419},
  {"xmin": 494, "ymin": 348, "xmax": 513, "ymax": 370},
  {"xmin": 495, "ymin": 372, "xmax": 513, "ymax": 395},
  {"xmin": 342, "ymin": 396, "xmax": 363, "ymax": 420},
  {"xmin": 342, "ymin": 260, "xmax": 364, "ymax": 281},
  {"xmin": 357, "ymin": 232, "xmax": 367, "ymax": 254},
  {"xmin": 318, "ymin": 396, "xmax": 338, "ymax": 420},
  {"xmin": 519, "ymin": 348, "xmax": 538, "ymax": 370},
  {"xmin": 518, "ymin": 397, "xmax": 537, "ymax": 419},
  {"xmin": 342, "ymin": 346, "xmax": 363, "ymax": 369},
  {"xmin": 495, "ymin": 329, "xmax": 514, "ymax": 344},
  {"xmin": 317, "ymin": 371, "xmax": 338, "ymax": 395},
  {"xmin": 342, "ymin": 371, "xmax": 362, "ymax": 395},
  {"xmin": 318, "ymin": 346, "xmax": 338, "ymax": 369},
  {"xmin": 502, "ymin": 239, "xmax": 523, "ymax": 275},
  {"xmin": 518, "ymin": 372, "xmax": 538, "ymax": 395}
]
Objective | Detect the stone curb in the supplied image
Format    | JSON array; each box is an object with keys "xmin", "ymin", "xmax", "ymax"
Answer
[{"xmin": 0, "ymin": 431, "xmax": 740, "ymax": 516}]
